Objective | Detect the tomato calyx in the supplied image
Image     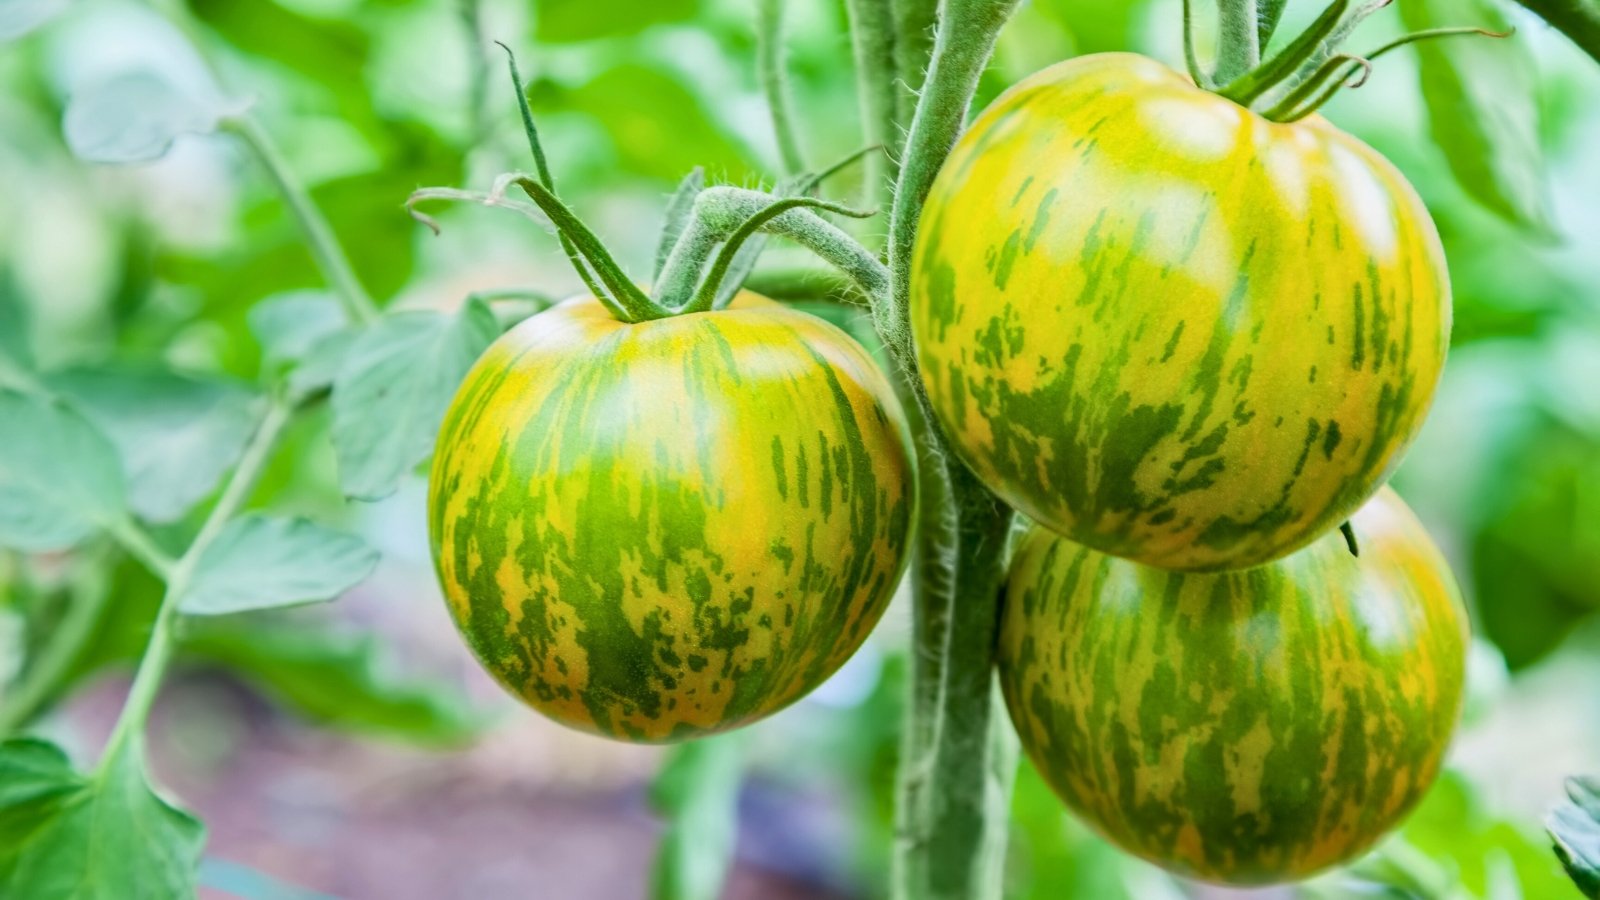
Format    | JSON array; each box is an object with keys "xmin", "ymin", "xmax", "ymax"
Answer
[
  {"xmin": 404, "ymin": 44, "xmax": 887, "ymax": 327},
  {"xmin": 1186, "ymin": 0, "xmax": 1511, "ymax": 123}
]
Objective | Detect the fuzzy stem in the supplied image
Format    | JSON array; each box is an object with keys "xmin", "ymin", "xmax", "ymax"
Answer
[
  {"xmin": 1218, "ymin": 0, "xmax": 1352, "ymax": 107},
  {"xmin": 96, "ymin": 400, "xmax": 292, "ymax": 775},
  {"xmin": 1183, "ymin": 0, "xmax": 1213, "ymax": 87},
  {"xmin": 757, "ymin": 0, "xmax": 808, "ymax": 174},
  {"xmin": 885, "ymin": 0, "xmax": 1019, "ymax": 370},
  {"xmin": 892, "ymin": 0, "xmax": 939, "ymax": 133},
  {"xmin": 1216, "ymin": 0, "xmax": 1264, "ymax": 83},
  {"xmin": 655, "ymin": 187, "xmax": 889, "ymax": 312},
  {"xmin": 681, "ymin": 197, "xmax": 875, "ymax": 315},
  {"xmin": 1514, "ymin": 0, "xmax": 1600, "ymax": 63},
  {"xmin": 224, "ymin": 117, "xmax": 379, "ymax": 324},
  {"xmin": 844, "ymin": 0, "xmax": 902, "ymax": 210}
]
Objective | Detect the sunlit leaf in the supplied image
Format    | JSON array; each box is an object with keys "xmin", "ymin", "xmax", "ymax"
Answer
[
  {"xmin": 1551, "ymin": 777, "xmax": 1600, "ymax": 898},
  {"xmin": 179, "ymin": 515, "xmax": 378, "ymax": 615},
  {"xmin": 0, "ymin": 391, "xmax": 126, "ymax": 552},
  {"xmin": 63, "ymin": 71, "xmax": 228, "ymax": 164},
  {"xmin": 0, "ymin": 739, "xmax": 204, "ymax": 899},
  {"xmin": 0, "ymin": 0, "xmax": 68, "ymax": 43},
  {"xmin": 332, "ymin": 299, "xmax": 498, "ymax": 500},
  {"xmin": 50, "ymin": 367, "xmax": 259, "ymax": 524},
  {"xmin": 1401, "ymin": 0, "xmax": 1555, "ymax": 234},
  {"xmin": 183, "ymin": 621, "xmax": 482, "ymax": 745}
]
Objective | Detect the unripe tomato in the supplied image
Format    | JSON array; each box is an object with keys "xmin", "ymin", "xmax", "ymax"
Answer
[
  {"xmin": 430, "ymin": 294, "xmax": 916, "ymax": 742},
  {"xmin": 912, "ymin": 53, "xmax": 1450, "ymax": 571},
  {"xmin": 999, "ymin": 487, "xmax": 1468, "ymax": 884}
]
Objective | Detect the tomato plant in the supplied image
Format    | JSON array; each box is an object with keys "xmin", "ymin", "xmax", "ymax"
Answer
[
  {"xmin": 1000, "ymin": 488, "xmax": 1468, "ymax": 884},
  {"xmin": 1, "ymin": 0, "xmax": 1599, "ymax": 898}
]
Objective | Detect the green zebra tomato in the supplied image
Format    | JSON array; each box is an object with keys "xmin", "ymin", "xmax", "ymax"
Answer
[
  {"xmin": 912, "ymin": 53, "xmax": 1450, "ymax": 571},
  {"xmin": 428, "ymin": 294, "xmax": 916, "ymax": 742},
  {"xmin": 999, "ymin": 487, "xmax": 1468, "ymax": 885}
]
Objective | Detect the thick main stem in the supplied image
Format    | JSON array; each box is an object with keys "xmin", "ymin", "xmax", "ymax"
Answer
[{"xmin": 1216, "ymin": 0, "xmax": 1264, "ymax": 82}]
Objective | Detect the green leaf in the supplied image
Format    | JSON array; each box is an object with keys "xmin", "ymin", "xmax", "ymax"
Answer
[
  {"xmin": 248, "ymin": 290, "xmax": 347, "ymax": 370},
  {"xmin": 0, "ymin": 0, "xmax": 68, "ymax": 43},
  {"xmin": 182, "ymin": 622, "xmax": 481, "ymax": 745},
  {"xmin": 0, "ymin": 391, "xmax": 126, "ymax": 552},
  {"xmin": 1401, "ymin": 0, "xmax": 1555, "ymax": 234},
  {"xmin": 0, "ymin": 269, "xmax": 33, "ymax": 373},
  {"xmin": 535, "ymin": 0, "xmax": 699, "ymax": 42},
  {"xmin": 178, "ymin": 514, "xmax": 378, "ymax": 616},
  {"xmin": 0, "ymin": 739, "xmax": 204, "ymax": 899},
  {"xmin": 649, "ymin": 735, "xmax": 745, "ymax": 900},
  {"xmin": 63, "ymin": 71, "xmax": 228, "ymax": 164},
  {"xmin": 332, "ymin": 300, "xmax": 498, "ymax": 501},
  {"xmin": 1551, "ymin": 777, "xmax": 1600, "ymax": 898},
  {"xmin": 49, "ymin": 367, "xmax": 259, "ymax": 524},
  {"xmin": 289, "ymin": 329, "xmax": 359, "ymax": 401}
]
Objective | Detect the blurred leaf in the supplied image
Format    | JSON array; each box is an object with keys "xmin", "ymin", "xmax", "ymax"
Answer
[
  {"xmin": 50, "ymin": 368, "xmax": 259, "ymax": 524},
  {"xmin": 248, "ymin": 291, "xmax": 346, "ymax": 370},
  {"xmin": 650, "ymin": 734, "xmax": 745, "ymax": 900},
  {"xmin": 1389, "ymin": 769, "xmax": 1574, "ymax": 898},
  {"xmin": 533, "ymin": 65, "xmax": 757, "ymax": 182},
  {"xmin": 178, "ymin": 515, "xmax": 378, "ymax": 616},
  {"xmin": 332, "ymin": 299, "xmax": 498, "ymax": 501},
  {"xmin": 0, "ymin": 0, "xmax": 68, "ymax": 43},
  {"xmin": 182, "ymin": 622, "xmax": 480, "ymax": 745},
  {"xmin": 63, "ymin": 71, "xmax": 227, "ymax": 164},
  {"xmin": 1551, "ymin": 777, "xmax": 1600, "ymax": 898},
  {"xmin": 536, "ymin": 0, "xmax": 700, "ymax": 42},
  {"xmin": 0, "ymin": 270, "xmax": 32, "ymax": 373},
  {"xmin": 1401, "ymin": 0, "xmax": 1555, "ymax": 234},
  {"xmin": 0, "ymin": 739, "xmax": 203, "ymax": 899},
  {"xmin": 0, "ymin": 391, "xmax": 126, "ymax": 552},
  {"xmin": 289, "ymin": 328, "xmax": 359, "ymax": 401}
]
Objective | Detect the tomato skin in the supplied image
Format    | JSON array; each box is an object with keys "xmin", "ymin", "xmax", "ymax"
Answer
[
  {"xmin": 911, "ymin": 53, "xmax": 1450, "ymax": 572},
  {"xmin": 429, "ymin": 295, "xmax": 916, "ymax": 742},
  {"xmin": 999, "ymin": 487, "xmax": 1468, "ymax": 885}
]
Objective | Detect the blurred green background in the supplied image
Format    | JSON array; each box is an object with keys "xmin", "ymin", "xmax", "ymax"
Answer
[{"xmin": 2, "ymin": 0, "xmax": 1598, "ymax": 897}]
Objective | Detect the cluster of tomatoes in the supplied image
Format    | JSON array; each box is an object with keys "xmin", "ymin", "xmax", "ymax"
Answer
[{"xmin": 430, "ymin": 52, "xmax": 1469, "ymax": 886}]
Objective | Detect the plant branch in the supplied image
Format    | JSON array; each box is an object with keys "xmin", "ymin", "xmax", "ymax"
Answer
[
  {"xmin": 655, "ymin": 187, "xmax": 889, "ymax": 312},
  {"xmin": 223, "ymin": 116, "xmax": 379, "ymax": 325},
  {"xmin": 95, "ymin": 400, "xmax": 293, "ymax": 774},
  {"xmin": 1513, "ymin": 0, "xmax": 1600, "ymax": 64},
  {"xmin": 757, "ymin": 0, "xmax": 808, "ymax": 174},
  {"xmin": 1216, "ymin": 0, "xmax": 1264, "ymax": 82},
  {"xmin": 682, "ymin": 196, "xmax": 876, "ymax": 314},
  {"xmin": 892, "ymin": 0, "xmax": 938, "ymax": 133},
  {"xmin": 844, "ymin": 0, "xmax": 902, "ymax": 210}
]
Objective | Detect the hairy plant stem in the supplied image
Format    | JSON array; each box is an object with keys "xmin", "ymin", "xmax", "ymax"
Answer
[
  {"xmin": 1216, "ymin": 0, "xmax": 1264, "ymax": 82},
  {"xmin": 844, "ymin": 0, "xmax": 902, "ymax": 209},
  {"xmin": 655, "ymin": 187, "xmax": 889, "ymax": 312},
  {"xmin": 96, "ymin": 400, "xmax": 292, "ymax": 775},
  {"xmin": 1513, "ymin": 0, "xmax": 1600, "ymax": 63},
  {"xmin": 757, "ymin": 0, "xmax": 807, "ymax": 174},
  {"xmin": 223, "ymin": 117, "xmax": 379, "ymax": 325},
  {"xmin": 877, "ymin": 2, "xmax": 1021, "ymax": 897},
  {"xmin": 892, "ymin": 0, "xmax": 938, "ymax": 131}
]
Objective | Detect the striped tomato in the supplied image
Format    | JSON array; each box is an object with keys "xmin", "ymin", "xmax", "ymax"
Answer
[
  {"xmin": 911, "ymin": 53, "xmax": 1450, "ymax": 571},
  {"xmin": 429, "ymin": 294, "xmax": 916, "ymax": 742},
  {"xmin": 998, "ymin": 487, "xmax": 1468, "ymax": 884}
]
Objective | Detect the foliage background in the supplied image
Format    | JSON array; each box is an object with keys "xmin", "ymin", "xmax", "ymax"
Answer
[{"xmin": 2, "ymin": 0, "xmax": 1598, "ymax": 897}]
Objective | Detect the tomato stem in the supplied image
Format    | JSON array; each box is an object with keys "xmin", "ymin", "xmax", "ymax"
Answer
[
  {"xmin": 1215, "ymin": 0, "xmax": 1264, "ymax": 83},
  {"xmin": 654, "ymin": 168, "xmax": 707, "ymax": 283},
  {"xmin": 1262, "ymin": 54, "xmax": 1372, "ymax": 122},
  {"xmin": 681, "ymin": 196, "xmax": 876, "ymax": 314},
  {"xmin": 757, "ymin": 0, "xmax": 808, "ymax": 175},
  {"xmin": 843, "ymin": 0, "xmax": 901, "ymax": 211}
]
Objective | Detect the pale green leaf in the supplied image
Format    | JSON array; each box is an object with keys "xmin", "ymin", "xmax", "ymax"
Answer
[
  {"xmin": 63, "ymin": 71, "xmax": 226, "ymax": 164},
  {"xmin": 178, "ymin": 514, "xmax": 378, "ymax": 615},
  {"xmin": 0, "ymin": 739, "xmax": 204, "ymax": 900},
  {"xmin": 0, "ymin": 391, "xmax": 125, "ymax": 552},
  {"xmin": 332, "ymin": 299, "xmax": 498, "ymax": 501},
  {"xmin": 649, "ymin": 735, "xmax": 745, "ymax": 900},
  {"xmin": 1402, "ymin": 0, "xmax": 1555, "ymax": 234},
  {"xmin": 1551, "ymin": 777, "xmax": 1600, "ymax": 898},
  {"xmin": 0, "ymin": 0, "xmax": 68, "ymax": 43},
  {"xmin": 50, "ymin": 367, "xmax": 258, "ymax": 524},
  {"xmin": 247, "ymin": 290, "xmax": 347, "ymax": 370}
]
